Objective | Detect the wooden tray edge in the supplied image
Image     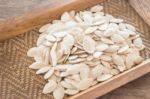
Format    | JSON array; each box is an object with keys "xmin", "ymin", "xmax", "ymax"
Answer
[
  {"xmin": 70, "ymin": 59, "xmax": 150, "ymax": 99},
  {"xmin": 0, "ymin": 0, "xmax": 105, "ymax": 41}
]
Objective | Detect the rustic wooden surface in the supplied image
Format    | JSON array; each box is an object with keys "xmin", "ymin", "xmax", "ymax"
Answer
[{"xmin": 0, "ymin": 0, "xmax": 150, "ymax": 99}]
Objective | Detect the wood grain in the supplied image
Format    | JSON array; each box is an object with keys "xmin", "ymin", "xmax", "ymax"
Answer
[
  {"xmin": 70, "ymin": 60, "xmax": 150, "ymax": 99},
  {"xmin": 0, "ymin": 0, "xmax": 105, "ymax": 41},
  {"xmin": 129, "ymin": 0, "xmax": 150, "ymax": 26},
  {"xmin": 0, "ymin": 0, "xmax": 56, "ymax": 21}
]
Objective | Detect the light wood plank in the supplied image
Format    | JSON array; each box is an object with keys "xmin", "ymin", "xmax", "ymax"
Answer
[{"xmin": 0, "ymin": 0, "xmax": 104, "ymax": 41}]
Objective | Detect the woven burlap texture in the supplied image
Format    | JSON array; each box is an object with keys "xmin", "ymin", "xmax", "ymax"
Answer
[{"xmin": 0, "ymin": 0, "xmax": 150, "ymax": 99}]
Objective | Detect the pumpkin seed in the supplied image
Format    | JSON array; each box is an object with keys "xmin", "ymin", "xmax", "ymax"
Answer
[
  {"xmin": 83, "ymin": 36, "xmax": 96, "ymax": 53},
  {"xmin": 97, "ymin": 74, "xmax": 113, "ymax": 81},
  {"xmin": 29, "ymin": 62, "xmax": 45, "ymax": 69},
  {"xmin": 77, "ymin": 78, "xmax": 93, "ymax": 90},
  {"xmin": 44, "ymin": 68, "xmax": 55, "ymax": 79},
  {"xmin": 90, "ymin": 5, "xmax": 103, "ymax": 12},
  {"xmin": 53, "ymin": 85, "xmax": 64, "ymax": 99},
  {"xmin": 43, "ymin": 80, "xmax": 57, "ymax": 94},
  {"xmin": 65, "ymin": 89, "xmax": 79, "ymax": 95}
]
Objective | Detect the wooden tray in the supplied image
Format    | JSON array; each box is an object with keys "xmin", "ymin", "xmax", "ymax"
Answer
[{"xmin": 0, "ymin": 0, "xmax": 150, "ymax": 99}]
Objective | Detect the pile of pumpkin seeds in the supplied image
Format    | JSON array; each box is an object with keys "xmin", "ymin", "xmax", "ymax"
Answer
[{"xmin": 27, "ymin": 5, "xmax": 145, "ymax": 99}]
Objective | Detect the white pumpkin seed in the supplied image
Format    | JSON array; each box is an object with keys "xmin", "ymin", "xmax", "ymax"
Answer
[
  {"xmin": 100, "ymin": 55, "xmax": 112, "ymax": 62},
  {"xmin": 112, "ymin": 54, "xmax": 126, "ymax": 72},
  {"xmin": 56, "ymin": 49, "xmax": 64, "ymax": 61},
  {"xmin": 110, "ymin": 69, "xmax": 120, "ymax": 75},
  {"xmin": 98, "ymin": 23, "xmax": 108, "ymax": 31},
  {"xmin": 67, "ymin": 64, "xmax": 81, "ymax": 74},
  {"xmin": 124, "ymin": 29, "xmax": 136, "ymax": 35},
  {"xmin": 44, "ymin": 67, "xmax": 55, "ymax": 79},
  {"xmin": 77, "ymin": 78, "xmax": 93, "ymax": 90},
  {"xmin": 111, "ymin": 34, "xmax": 125, "ymax": 43},
  {"xmin": 65, "ymin": 20, "xmax": 77, "ymax": 29},
  {"xmin": 36, "ymin": 66, "xmax": 51, "ymax": 74},
  {"xmin": 93, "ymin": 19, "xmax": 106, "ymax": 25},
  {"xmin": 101, "ymin": 61, "xmax": 112, "ymax": 69},
  {"xmin": 29, "ymin": 62, "xmax": 45, "ymax": 69},
  {"xmin": 49, "ymin": 75, "xmax": 57, "ymax": 82},
  {"xmin": 119, "ymin": 23, "xmax": 126, "ymax": 30},
  {"xmin": 91, "ymin": 65, "xmax": 103, "ymax": 79},
  {"xmin": 105, "ymin": 45, "xmax": 119, "ymax": 53},
  {"xmin": 64, "ymin": 78, "xmax": 78, "ymax": 89},
  {"xmin": 97, "ymin": 74, "xmax": 113, "ymax": 81},
  {"xmin": 65, "ymin": 89, "xmax": 79, "ymax": 95},
  {"xmin": 46, "ymin": 35, "xmax": 56, "ymax": 42},
  {"xmin": 102, "ymin": 66, "xmax": 111, "ymax": 74},
  {"xmin": 104, "ymin": 28, "xmax": 116, "ymax": 37},
  {"xmin": 37, "ymin": 34, "xmax": 47, "ymax": 46},
  {"xmin": 130, "ymin": 34, "xmax": 140, "ymax": 40},
  {"xmin": 54, "ymin": 64, "xmax": 69, "ymax": 71},
  {"xmin": 53, "ymin": 31, "xmax": 67, "ymax": 38},
  {"xmin": 60, "ymin": 72, "xmax": 69, "ymax": 77},
  {"xmin": 84, "ymin": 26, "xmax": 98, "ymax": 34},
  {"xmin": 101, "ymin": 37, "xmax": 114, "ymax": 44},
  {"xmin": 78, "ymin": 53, "xmax": 88, "ymax": 58},
  {"xmin": 90, "ymin": 5, "xmax": 103, "ymax": 12},
  {"xmin": 91, "ymin": 80, "xmax": 98, "ymax": 86},
  {"xmin": 73, "ymin": 50, "xmax": 85, "ymax": 55},
  {"xmin": 44, "ymin": 47, "xmax": 50, "ymax": 65},
  {"xmin": 70, "ymin": 74, "xmax": 81, "ymax": 82},
  {"xmin": 94, "ymin": 12, "xmax": 104, "ymax": 16},
  {"xmin": 110, "ymin": 18, "xmax": 123, "ymax": 23},
  {"xmin": 60, "ymin": 81, "xmax": 75, "ymax": 89},
  {"xmin": 82, "ymin": 12, "xmax": 93, "ymax": 24},
  {"xmin": 96, "ymin": 43, "xmax": 109, "ymax": 51},
  {"xmin": 118, "ymin": 45, "xmax": 129, "ymax": 54},
  {"xmin": 50, "ymin": 42, "xmax": 57, "ymax": 66},
  {"xmin": 85, "ymin": 61, "xmax": 100, "ymax": 67},
  {"xmin": 53, "ymin": 85, "xmax": 64, "ymax": 99},
  {"xmin": 133, "ymin": 38, "xmax": 143, "ymax": 48},
  {"xmin": 93, "ymin": 51, "xmax": 103, "ymax": 58},
  {"xmin": 134, "ymin": 56, "xmax": 143, "ymax": 65},
  {"xmin": 86, "ymin": 55, "xmax": 94, "ymax": 61},
  {"xmin": 94, "ymin": 30, "xmax": 103, "ymax": 37},
  {"xmin": 71, "ymin": 47, "xmax": 78, "ymax": 54},
  {"xmin": 118, "ymin": 31, "xmax": 129, "ymax": 39},
  {"xmin": 43, "ymin": 80, "xmax": 57, "ymax": 94},
  {"xmin": 69, "ymin": 58, "xmax": 86, "ymax": 64},
  {"xmin": 68, "ymin": 55, "xmax": 78, "ymax": 60},
  {"xmin": 80, "ymin": 67, "xmax": 90, "ymax": 79},
  {"xmin": 125, "ymin": 54, "xmax": 135, "ymax": 69},
  {"xmin": 61, "ymin": 34, "xmax": 75, "ymax": 54},
  {"xmin": 69, "ymin": 10, "xmax": 75, "ymax": 17},
  {"xmin": 75, "ymin": 14, "xmax": 83, "ymax": 22},
  {"xmin": 83, "ymin": 36, "xmax": 96, "ymax": 53},
  {"xmin": 39, "ymin": 24, "xmax": 51, "ymax": 33},
  {"xmin": 43, "ymin": 41, "xmax": 53, "ymax": 47},
  {"xmin": 108, "ymin": 23, "xmax": 119, "ymax": 30},
  {"xmin": 61, "ymin": 12, "xmax": 72, "ymax": 22}
]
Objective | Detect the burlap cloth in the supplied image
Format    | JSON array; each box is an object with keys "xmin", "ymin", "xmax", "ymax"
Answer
[{"xmin": 0, "ymin": 0, "xmax": 150, "ymax": 99}]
